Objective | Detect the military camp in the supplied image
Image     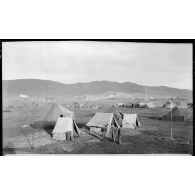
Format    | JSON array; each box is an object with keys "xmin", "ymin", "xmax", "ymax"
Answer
[
  {"xmin": 3, "ymin": 96, "xmax": 193, "ymax": 155},
  {"xmin": 2, "ymin": 41, "xmax": 193, "ymax": 155}
]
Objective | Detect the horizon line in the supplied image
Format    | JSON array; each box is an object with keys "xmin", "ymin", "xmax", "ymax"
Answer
[{"xmin": 2, "ymin": 78, "xmax": 192, "ymax": 91}]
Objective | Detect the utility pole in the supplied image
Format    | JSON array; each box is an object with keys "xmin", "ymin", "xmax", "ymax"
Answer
[
  {"xmin": 145, "ymin": 86, "xmax": 149, "ymax": 100},
  {"xmin": 32, "ymin": 100, "xmax": 35, "ymax": 149},
  {"xmin": 145, "ymin": 87, "xmax": 147, "ymax": 101},
  {"xmin": 170, "ymin": 98, "xmax": 173, "ymax": 140}
]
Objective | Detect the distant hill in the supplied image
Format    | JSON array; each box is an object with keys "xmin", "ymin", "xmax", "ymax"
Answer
[{"xmin": 2, "ymin": 79, "xmax": 192, "ymax": 99}]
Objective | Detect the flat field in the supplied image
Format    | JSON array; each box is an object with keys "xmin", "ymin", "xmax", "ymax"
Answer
[{"xmin": 3, "ymin": 99, "xmax": 193, "ymax": 155}]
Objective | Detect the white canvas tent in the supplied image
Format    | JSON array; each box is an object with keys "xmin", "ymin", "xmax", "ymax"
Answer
[
  {"xmin": 86, "ymin": 113, "xmax": 119, "ymax": 137},
  {"xmin": 138, "ymin": 102, "xmax": 146, "ymax": 108},
  {"xmin": 145, "ymin": 102, "xmax": 155, "ymax": 108},
  {"xmin": 122, "ymin": 114, "xmax": 140, "ymax": 129},
  {"xmin": 52, "ymin": 117, "xmax": 79, "ymax": 140}
]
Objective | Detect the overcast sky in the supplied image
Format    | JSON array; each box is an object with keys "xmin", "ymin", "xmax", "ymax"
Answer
[{"xmin": 2, "ymin": 41, "xmax": 192, "ymax": 90}]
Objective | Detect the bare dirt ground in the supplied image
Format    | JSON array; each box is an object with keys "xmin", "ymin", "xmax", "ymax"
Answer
[{"xmin": 3, "ymin": 100, "xmax": 193, "ymax": 155}]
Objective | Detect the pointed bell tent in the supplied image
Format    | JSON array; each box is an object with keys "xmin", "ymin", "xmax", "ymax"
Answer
[
  {"xmin": 162, "ymin": 106, "xmax": 192, "ymax": 121},
  {"xmin": 32, "ymin": 104, "xmax": 74, "ymax": 130},
  {"xmin": 52, "ymin": 117, "xmax": 79, "ymax": 140},
  {"xmin": 44, "ymin": 103, "xmax": 74, "ymax": 122}
]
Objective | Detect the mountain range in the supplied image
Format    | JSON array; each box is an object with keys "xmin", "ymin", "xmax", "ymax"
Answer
[{"xmin": 2, "ymin": 79, "xmax": 192, "ymax": 99}]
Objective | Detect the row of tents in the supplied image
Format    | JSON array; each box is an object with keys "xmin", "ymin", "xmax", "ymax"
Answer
[
  {"xmin": 33, "ymin": 104, "xmax": 140, "ymax": 141},
  {"xmin": 86, "ymin": 105, "xmax": 141, "ymax": 137},
  {"xmin": 38, "ymin": 103, "xmax": 194, "ymax": 125},
  {"xmin": 119, "ymin": 101, "xmax": 156, "ymax": 108},
  {"xmin": 71, "ymin": 102, "xmax": 100, "ymax": 109},
  {"xmin": 118, "ymin": 101, "xmax": 192, "ymax": 109},
  {"xmin": 66, "ymin": 100, "xmax": 192, "ymax": 110},
  {"xmin": 33, "ymin": 103, "xmax": 192, "ymax": 141}
]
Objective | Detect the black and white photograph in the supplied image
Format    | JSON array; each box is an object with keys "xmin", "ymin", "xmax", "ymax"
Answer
[
  {"xmin": 2, "ymin": 40, "xmax": 193, "ymax": 155},
  {"xmin": 1, "ymin": 1, "xmax": 195, "ymax": 195}
]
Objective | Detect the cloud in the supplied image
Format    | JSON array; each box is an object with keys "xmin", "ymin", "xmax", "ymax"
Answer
[{"xmin": 2, "ymin": 41, "xmax": 192, "ymax": 89}]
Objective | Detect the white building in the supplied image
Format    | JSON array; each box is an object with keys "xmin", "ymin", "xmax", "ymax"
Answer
[{"xmin": 19, "ymin": 94, "xmax": 29, "ymax": 98}]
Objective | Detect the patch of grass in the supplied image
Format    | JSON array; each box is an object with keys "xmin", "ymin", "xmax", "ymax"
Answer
[{"xmin": 3, "ymin": 100, "xmax": 193, "ymax": 154}]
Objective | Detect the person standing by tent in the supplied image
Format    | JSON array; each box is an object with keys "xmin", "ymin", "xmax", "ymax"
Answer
[
  {"xmin": 101, "ymin": 125, "xmax": 104, "ymax": 141},
  {"xmin": 117, "ymin": 127, "xmax": 121, "ymax": 144},
  {"xmin": 101, "ymin": 124, "xmax": 107, "ymax": 141},
  {"xmin": 110, "ymin": 124, "xmax": 116, "ymax": 143}
]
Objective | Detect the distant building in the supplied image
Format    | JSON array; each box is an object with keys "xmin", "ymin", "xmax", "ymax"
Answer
[
  {"xmin": 117, "ymin": 103, "xmax": 124, "ymax": 107},
  {"xmin": 138, "ymin": 102, "xmax": 146, "ymax": 108},
  {"xmin": 145, "ymin": 101, "xmax": 155, "ymax": 108},
  {"xmin": 123, "ymin": 103, "xmax": 133, "ymax": 107},
  {"xmin": 19, "ymin": 94, "xmax": 29, "ymax": 99}
]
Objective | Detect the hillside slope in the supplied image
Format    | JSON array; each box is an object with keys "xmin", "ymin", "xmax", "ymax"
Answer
[{"xmin": 2, "ymin": 79, "xmax": 192, "ymax": 99}]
